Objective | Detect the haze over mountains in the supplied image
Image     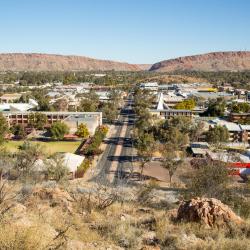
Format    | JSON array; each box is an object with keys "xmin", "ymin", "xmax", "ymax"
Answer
[{"xmin": 0, "ymin": 51, "xmax": 250, "ymax": 72}]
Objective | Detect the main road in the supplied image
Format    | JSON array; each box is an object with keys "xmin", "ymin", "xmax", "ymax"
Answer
[{"xmin": 91, "ymin": 95, "xmax": 135, "ymax": 185}]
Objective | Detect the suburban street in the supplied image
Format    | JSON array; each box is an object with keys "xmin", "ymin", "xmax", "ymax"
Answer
[{"xmin": 90, "ymin": 95, "xmax": 136, "ymax": 185}]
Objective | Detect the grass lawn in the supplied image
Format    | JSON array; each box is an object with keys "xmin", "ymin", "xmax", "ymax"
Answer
[{"xmin": 3, "ymin": 140, "xmax": 82, "ymax": 155}]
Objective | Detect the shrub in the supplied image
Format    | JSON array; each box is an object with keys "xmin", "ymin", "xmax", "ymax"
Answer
[{"xmin": 76, "ymin": 159, "xmax": 92, "ymax": 177}]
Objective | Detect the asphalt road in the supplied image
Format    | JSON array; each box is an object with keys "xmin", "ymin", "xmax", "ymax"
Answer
[{"xmin": 92, "ymin": 96, "xmax": 135, "ymax": 186}]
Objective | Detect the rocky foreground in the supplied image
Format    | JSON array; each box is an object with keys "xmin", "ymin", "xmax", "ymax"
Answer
[{"xmin": 0, "ymin": 181, "xmax": 249, "ymax": 250}]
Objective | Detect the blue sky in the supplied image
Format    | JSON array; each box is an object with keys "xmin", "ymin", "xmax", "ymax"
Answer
[{"xmin": 0, "ymin": 0, "xmax": 250, "ymax": 63}]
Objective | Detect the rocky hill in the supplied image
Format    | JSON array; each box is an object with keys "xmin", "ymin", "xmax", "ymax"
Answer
[
  {"xmin": 0, "ymin": 53, "xmax": 147, "ymax": 72},
  {"xmin": 149, "ymin": 51, "xmax": 250, "ymax": 72}
]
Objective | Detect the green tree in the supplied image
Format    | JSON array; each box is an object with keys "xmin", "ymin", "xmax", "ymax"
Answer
[
  {"xmin": 12, "ymin": 124, "xmax": 27, "ymax": 139},
  {"xmin": 0, "ymin": 114, "xmax": 8, "ymax": 144},
  {"xmin": 28, "ymin": 112, "xmax": 48, "ymax": 130},
  {"xmin": 50, "ymin": 122, "xmax": 69, "ymax": 140},
  {"xmin": 174, "ymin": 99, "xmax": 196, "ymax": 110},
  {"xmin": 15, "ymin": 141, "xmax": 45, "ymax": 182},
  {"xmin": 187, "ymin": 158, "xmax": 229, "ymax": 199},
  {"xmin": 78, "ymin": 91, "xmax": 99, "ymax": 112},
  {"xmin": 204, "ymin": 98, "xmax": 226, "ymax": 117},
  {"xmin": 135, "ymin": 133, "xmax": 155, "ymax": 179},
  {"xmin": 161, "ymin": 143, "xmax": 183, "ymax": 186},
  {"xmin": 53, "ymin": 98, "xmax": 68, "ymax": 112},
  {"xmin": 75, "ymin": 123, "xmax": 90, "ymax": 139},
  {"xmin": 46, "ymin": 154, "xmax": 69, "ymax": 182},
  {"xmin": 102, "ymin": 103, "xmax": 119, "ymax": 123},
  {"xmin": 206, "ymin": 125, "xmax": 229, "ymax": 144}
]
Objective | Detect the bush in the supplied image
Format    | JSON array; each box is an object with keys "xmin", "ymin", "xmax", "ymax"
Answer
[
  {"xmin": 83, "ymin": 126, "xmax": 108, "ymax": 156},
  {"xmin": 76, "ymin": 159, "xmax": 92, "ymax": 177}
]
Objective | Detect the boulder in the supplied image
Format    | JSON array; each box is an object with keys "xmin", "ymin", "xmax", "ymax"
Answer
[{"xmin": 177, "ymin": 197, "xmax": 243, "ymax": 227}]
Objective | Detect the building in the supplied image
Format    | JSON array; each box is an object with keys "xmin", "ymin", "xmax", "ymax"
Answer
[
  {"xmin": 0, "ymin": 93, "xmax": 22, "ymax": 103},
  {"xmin": 150, "ymin": 109, "xmax": 194, "ymax": 119},
  {"xmin": 0, "ymin": 99, "xmax": 38, "ymax": 112},
  {"xmin": 229, "ymin": 112, "xmax": 250, "ymax": 123},
  {"xmin": 190, "ymin": 142, "xmax": 210, "ymax": 157},
  {"xmin": 3, "ymin": 111, "xmax": 102, "ymax": 135},
  {"xmin": 139, "ymin": 82, "xmax": 158, "ymax": 92}
]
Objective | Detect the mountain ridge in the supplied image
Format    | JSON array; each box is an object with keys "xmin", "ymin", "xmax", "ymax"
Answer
[
  {"xmin": 0, "ymin": 53, "xmax": 149, "ymax": 72},
  {"xmin": 149, "ymin": 51, "xmax": 250, "ymax": 72}
]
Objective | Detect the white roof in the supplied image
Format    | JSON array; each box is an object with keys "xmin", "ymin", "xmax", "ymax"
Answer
[
  {"xmin": 224, "ymin": 123, "xmax": 242, "ymax": 132},
  {"xmin": 62, "ymin": 153, "xmax": 85, "ymax": 172},
  {"xmin": 240, "ymin": 125, "xmax": 250, "ymax": 131},
  {"xmin": 33, "ymin": 153, "xmax": 85, "ymax": 173}
]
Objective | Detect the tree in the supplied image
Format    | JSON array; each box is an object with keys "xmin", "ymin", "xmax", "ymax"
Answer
[
  {"xmin": 102, "ymin": 103, "xmax": 119, "ymax": 123},
  {"xmin": 206, "ymin": 125, "xmax": 229, "ymax": 144},
  {"xmin": 0, "ymin": 114, "xmax": 8, "ymax": 144},
  {"xmin": 135, "ymin": 109, "xmax": 152, "ymax": 132},
  {"xmin": 50, "ymin": 122, "xmax": 69, "ymax": 140},
  {"xmin": 135, "ymin": 133, "xmax": 155, "ymax": 179},
  {"xmin": 32, "ymin": 89, "xmax": 52, "ymax": 111},
  {"xmin": 78, "ymin": 91, "xmax": 99, "ymax": 112},
  {"xmin": 46, "ymin": 154, "xmax": 69, "ymax": 182},
  {"xmin": 204, "ymin": 98, "xmax": 226, "ymax": 117},
  {"xmin": 166, "ymin": 127, "xmax": 189, "ymax": 149},
  {"xmin": 15, "ymin": 141, "xmax": 45, "ymax": 182},
  {"xmin": 187, "ymin": 158, "xmax": 229, "ymax": 199},
  {"xmin": 161, "ymin": 144, "xmax": 183, "ymax": 186},
  {"xmin": 53, "ymin": 98, "xmax": 68, "ymax": 112},
  {"xmin": 230, "ymin": 102, "xmax": 250, "ymax": 113},
  {"xmin": 174, "ymin": 99, "xmax": 196, "ymax": 110},
  {"xmin": 11, "ymin": 124, "xmax": 27, "ymax": 139},
  {"xmin": 28, "ymin": 112, "xmax": 48, "ymax": 130},
  {"xmin": 75, "ymin": 123, "xmax": 89, "ymax": 139}
]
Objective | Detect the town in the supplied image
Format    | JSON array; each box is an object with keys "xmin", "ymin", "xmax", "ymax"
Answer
[{"xmin": 1, "ymin": 0, "xmax": 250, "ymax": 249}]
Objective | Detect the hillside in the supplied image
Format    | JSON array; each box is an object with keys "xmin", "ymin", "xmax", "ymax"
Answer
[
  {"xmin": 149, "ymin": 51, "xmax": 250, "ymax": 72},
  {"xmin": 0, "ymin": 53, "xmax": 147, "ymax": 72}
]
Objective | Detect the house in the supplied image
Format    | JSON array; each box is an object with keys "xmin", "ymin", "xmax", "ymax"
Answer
[
  {"xmin": 0, "ymin": 99, "xmax": 38, "ymax": 112},
  {"xmin": 190, "ymin": 142, "xmax": 210, "ymax": 157},
  {"xmin": 139, "ymin": 82, "xmax": 158, "ymax": 92},
  {"xmin": 0, "ymin": 93, "xmax": 22, "ymax": 103},
  {"xmin": 34, "ymin": 153, "xmax": 85, "ymax": 179}
]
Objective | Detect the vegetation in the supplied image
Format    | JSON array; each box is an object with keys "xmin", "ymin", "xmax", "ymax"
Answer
[
  {"xmin": 46, "ymin": 154, "xmax": 69, "ymax": 182},
  {"xmin": 174, "ymin": 98, "xmax": 196, "ymax": 110},
  {"xmin": 28, "ymin": 112, "xmax": 48, "ymax": 130},
  {"xmin": 84, "ymin": 125, "xmax": 108, "ymax": 156},
  {"xmin": 204, "ymin": 98, "xmax": 226, "ymax": 117},
  {"xmin": 0, "ymin": 114, "xmax": 8, "ymax": 144},
  {"xmin": 3, "ymin": 140, "xmax": 81, "ymax": 154},
  {"xmin": 135, "ymin": 132, "xmax": 155, "ymax": 178},
  {"xmin": 75, "ymin": 123, "xmax": 90, "ymax": 139},
  {"xmin": 230, "ymin": 102, "xmax": 250, "ymax": 113},
  {"xmin": 78, "ymin": 90, "xmax": 99, "ymax": 112},
  {"xmin": 50, "ymin": 122, "xmax": 70, "ymax": 140},
  {"xmin": 161, "ymin": 143, "xmax": 184, "ymax": 186},
  {"xmin": 206, "ymin": 125, "xmax": 229, "ymax": 144},
  {"xmin": 11, "ymin": 124, "xmax": 27, "ymax": 139}
]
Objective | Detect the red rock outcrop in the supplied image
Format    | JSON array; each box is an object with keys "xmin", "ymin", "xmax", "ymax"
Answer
[{"xmin": 177, "ymin": 197, "xmax": 243, "ymax": 227}]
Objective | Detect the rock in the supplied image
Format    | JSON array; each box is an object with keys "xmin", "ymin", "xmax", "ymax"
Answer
[{"xmin": 177, "ymin": 197, "xmax": 244, "ymax": 227}]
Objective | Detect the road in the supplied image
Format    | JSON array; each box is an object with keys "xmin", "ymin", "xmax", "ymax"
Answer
[{"xmin": 91, "ymin": 95, "xmax": 135, "ymax": 185}]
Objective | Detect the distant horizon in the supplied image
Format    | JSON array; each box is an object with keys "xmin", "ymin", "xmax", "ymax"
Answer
[
  {"xmin": 1, "ymin": 0, "xmax": 250, "ymax": 64},
  {"xmin": 1, "ymin": 50, "xmax": 250, "ymax": 65}
]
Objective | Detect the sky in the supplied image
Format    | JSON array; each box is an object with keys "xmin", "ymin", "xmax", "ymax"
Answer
[{"xmin": 0, "ymin": 0, "xmax": 250, "ymax": 64}]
